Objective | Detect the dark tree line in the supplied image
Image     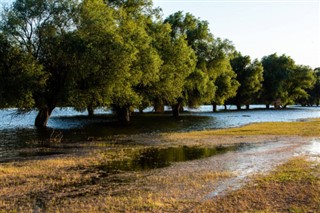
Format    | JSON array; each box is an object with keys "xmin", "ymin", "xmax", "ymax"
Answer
[{"xmin": 0, "ymin": 0, "xmax": 318, "ymax": 127}]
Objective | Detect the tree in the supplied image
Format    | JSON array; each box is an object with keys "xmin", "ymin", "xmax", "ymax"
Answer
[
  {"xmin": 307, "ymin": 68, "xmax": 320, "ymax": 106},
  {"xmin": 66, "ymin": 0, "xmax": 135, "ymax": 118},
  {"xmin": 1, "ymin": 0, "xmax": 80, "ymax": 127},
  {"xmin": 207, "ymin": 39, "xmax": 239, "ymax": 112},
  {"xmin": 261, "ymin": 53, "xmax": 315, "ymax": 108},
  {"xmin": 164, "ymin": 11, "xmax": 215, "ymax": 116},
  {"xmin": 230, "ymin": 52, "xmax": 263, "ymax": 110},
  {"xmin": 0, "ymin": 33, "xmax": 45, "ymax": 109},
  {"xmin": 146, "ymin": 21, "xmax": 196, "ymax": 113},
  {"xmin": 106, "ymin": 0, "xmax": 162, "ymax": 122},
  {"xmin": 281, "ymin": 65, "xmax": 315, "ymax": 107}
]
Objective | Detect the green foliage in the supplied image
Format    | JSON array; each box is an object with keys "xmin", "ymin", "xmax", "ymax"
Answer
[
  {"xmin": 0, "ymin": 33, "xmax": 46, "ymax": 109},
  {"xmin": 230, "ymin": 52, "xmax": 263, "ymax": 107},
  {"xmin": 108, "ymin": 0, "xmax": 162, "ymax": 112},
  {"xmin": 148, "ymin": 22, "xmax": 196, "ymax": 107},
  {"xmin": 0, "ymin": 0, "xmax": 81, "ymax": 126},
  {"xmin": 307, "ymin": 68, "xmax": 320, "ymax": 106},
  {"xmin": 261, "ymin": 53, "xmax": 315, "ymax": 107},
  {"xmin": 164, "ymin": 11, "xmax": 216, "ymax": 108},
  {"xmin": 67, "ymin": 0, "xmax": 135, "ymax": 111},
  {"xmin": 208, "ymin": 39, "xmax": 239, "ymax": 106}
]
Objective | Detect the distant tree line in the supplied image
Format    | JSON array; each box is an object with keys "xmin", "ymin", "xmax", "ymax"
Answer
[{"xmin": 0, "ymin": 0, "xmax": 319, "ymax": 127}]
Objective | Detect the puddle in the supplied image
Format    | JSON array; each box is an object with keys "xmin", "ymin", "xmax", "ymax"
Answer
[
  {"xmin": 300, "ymin": 139, "xmax": 320, "ymax": 161},
  {"xmin": 100, "ymin": 146, "xmax": 237, "ymax": 172}
]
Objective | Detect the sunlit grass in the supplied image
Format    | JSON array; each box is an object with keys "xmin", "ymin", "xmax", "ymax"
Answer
[
  {"xmin": 1, "ymin": 119, "xmax": 319, "ymax": 211},
  {"xmin": 164, "ymin": 118, "xmax": 320, "ymax": 141},
  {"xmin": 196, "ymin": 157, "xmax": 320, "ymax": 212}
]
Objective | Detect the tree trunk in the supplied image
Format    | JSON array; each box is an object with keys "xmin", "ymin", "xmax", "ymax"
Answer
[
  {"xmin": 154, "ymin": 101, "xmax": 164, "ymax": 113},
  {"xmin": 35, "ymin": 106, "xmax": 54, "ymax": 128},
  {"xmin": 266, "ymin": 104, "xmax": 270, "ymax": 109},
  {"xmin": 87, "ymin": 105, "xmax": 94, "ymax": 117},
  {"xmin": 172, "ymin": 103, "xmax": 181, "ymax": 118},
  {"xmin": 212, "ymin": 104, "xmax": 217, "ymax": 112},
  {"xmin": 116, "ymin": 106, "xmax": 130, "ymax": 123},
  {"xmin": 246, "ymin": 104, "xmax": 250, "ymax": 110},
  {"xmin": 236, "ymin": 104, "xmax": 241, "ymax": 110},
  {"xmin": 224, "ymin": 105, "xmax": 227, "ymax": 110}
]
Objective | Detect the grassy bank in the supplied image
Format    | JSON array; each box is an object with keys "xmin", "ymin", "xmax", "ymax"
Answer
[{"xmin": 162, "ymin": 119, "xmax": 320, "ymax": 144}]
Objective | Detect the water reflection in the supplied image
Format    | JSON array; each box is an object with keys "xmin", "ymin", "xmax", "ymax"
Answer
[{"xmin": 100, "ymin": 146, "xmax": 236, "ymax": 172}]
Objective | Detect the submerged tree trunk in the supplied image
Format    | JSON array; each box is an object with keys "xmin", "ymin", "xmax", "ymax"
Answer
[
  {"xmin": 224, "ymin": 104, "xmax": 227, "ymax": 110},
  {"xmin": 35, "ymin": 106, "xmax": 54, "ymax": 128},
  {"xmin": 172, "ymin": 103, "xmax": 182, "ymax": 118},
  {"xmin": 212, "ymin": 104, "xmax": 217, "ymax": 112},
  {"xmin": 87, "ymin": 105, "xmax": 94, "ymax": 117},
  {"xmin": 115, "ymin": 106, "xmax": 130, "ymax": 123},
  {"xmin": 266, "ymin": 104, "xmax": 270, "ymax": 109},
  {"xmin": 236, "ymin": 104, "xmax": 242, "ymax": 110},
  {"xmin": 246, "ymin": 104, "xmax": 250, "ymax": 110}
]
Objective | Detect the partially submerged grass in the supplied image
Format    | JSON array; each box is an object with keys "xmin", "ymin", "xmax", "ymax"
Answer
[
  {"xmin": 0, "ymin": 146, "xmax": 233, "ymax": 212},
  {"xmin": 195, "ymin": 157, "xmax": 320, "ymax": 212},
  {"xmin": 163, "ymin": 118, "xmax": 320, "ymax": 143}
]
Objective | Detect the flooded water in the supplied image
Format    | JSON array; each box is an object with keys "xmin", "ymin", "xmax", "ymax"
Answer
[
  {"xmin": 99, "ymin": 145, "xmax": 237, "ymax": 172},
  {"xmin": 200, "ymin": 138, "xmax": 320, "ymax": 200},
  {"xmin": 0, "ymin": 105, "xmax": 319, "ymax": 161}
]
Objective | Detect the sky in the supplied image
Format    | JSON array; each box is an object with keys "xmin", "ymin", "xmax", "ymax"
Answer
[{"xmin": 153, "ymin": 0, "xmax": 320, "ymax": 69}]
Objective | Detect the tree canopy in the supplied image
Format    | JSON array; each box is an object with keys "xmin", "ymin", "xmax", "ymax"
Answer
[
  {"xmin": 230, "ymin": 52, "xmax": 263, "ymax": 109},
  {"xmin": 0, "ymin": 1, "xmax": 318, "ymax": 127}
]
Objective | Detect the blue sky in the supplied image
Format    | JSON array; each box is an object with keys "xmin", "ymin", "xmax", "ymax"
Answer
[{"xmin": 153, "ymin": 0, "xmax": 320, "ymax": 69}]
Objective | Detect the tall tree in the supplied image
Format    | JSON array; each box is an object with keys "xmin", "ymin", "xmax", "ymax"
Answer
[
  {"xmin": 146, "ymin": 21, "xmax": 196, "ymax": 113},
  {"xmin": 0, "ymin": 33, "xmax": 45, "ymax": 109},
  {"xmin": 281, "ymin": 65, "xmax": 315, "ymax": 107},
  {"xmin": 207, "ymin": 39, "xmax": 239, "ymax": 112},
  {"xmin": 164, "ymin": 11, "xmax": 215, "ymax": 116},
  {"xmin": 66, "ymin": 0, "xmax": 135, "ymax": 118},
  {"xmin": 307, "ymin": 68, "xmax": 320, "ymax": 106},
  {"xmin": 261, "ymin": 53, "xmax": 295, "ymax": 108},
  {"xmin": 106, "ymin": 0, "xmax": 162, "ymax": 122},
  {"xmin": 0, "ymin": 0, "xmax": 80, "ymax": 127},
  {"xmin": 261, "ymin": 53, "xmax": 315, "ymax": 108},
  {"xmin": 230, "ymin": 52, "xmax": 263, "ymax": 110}
]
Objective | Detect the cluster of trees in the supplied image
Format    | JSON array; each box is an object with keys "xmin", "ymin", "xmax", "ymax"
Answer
[{"xmin": 0, "ymin": 0, "xmax": 319, "ymax": 127}]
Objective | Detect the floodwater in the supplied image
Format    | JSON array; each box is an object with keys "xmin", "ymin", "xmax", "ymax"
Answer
[
  {"xmin": 201, "ymin": 138, "xmax": 320, "ymax": 200},
  {"xmin": 99, "ymin": 145, "xmax": 237, "ymax": 173},
  {"xmin": 0, "ymin": 105, "xmax": 319, "ymax": 161}
]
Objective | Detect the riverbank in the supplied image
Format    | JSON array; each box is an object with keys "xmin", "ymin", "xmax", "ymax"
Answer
[{"xmin": 0, "ymin": 120, "xmax": 319, "ymax": 212}]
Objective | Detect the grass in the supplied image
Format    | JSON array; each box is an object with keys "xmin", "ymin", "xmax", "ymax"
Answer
[
  {"xmin": 1, "ymin": 150, "xmax": 318, "ymax": 212},
  {"xmin": 163, "ymin": 119, "xmax": 320, "ymax": 143},
  {"xmin": 195, "ymin": 157, "xmax": 320, "ymax": 212}
]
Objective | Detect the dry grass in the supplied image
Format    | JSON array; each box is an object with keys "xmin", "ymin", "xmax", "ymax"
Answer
[
  {"xmin": 0, "ymin": 147, "xmax": 233, "ymax": 212},
  {"xmin": 195, "ymin": 157, "xmax": 320, "ymax": 212},
  {"xmin": 2, "ymin": 151, "xmax": 318, "ymax": 212}
]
